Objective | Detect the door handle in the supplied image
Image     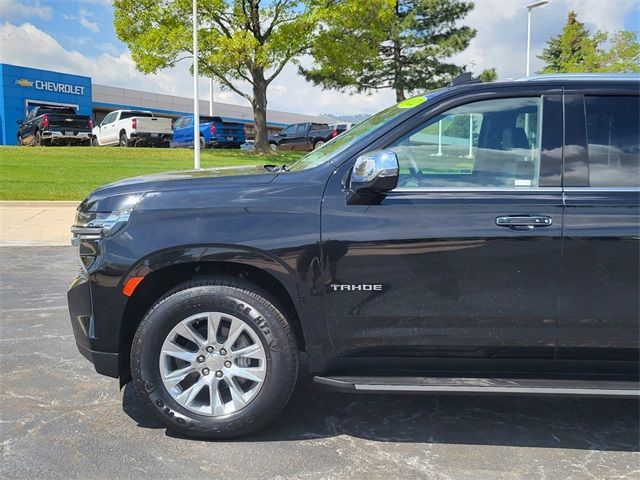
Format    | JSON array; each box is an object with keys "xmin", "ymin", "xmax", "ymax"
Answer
[{"xmin": 496, "ymin": 215, "xmax": 552, "ymax": 229}]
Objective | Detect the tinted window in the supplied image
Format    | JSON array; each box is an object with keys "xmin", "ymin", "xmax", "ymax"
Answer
[
  {"xmin": 309, "ymin": 123, "xmax": 327, "ymax": 131},
  {"xmin": 200, "ymin": 116, "xmax": 222, "ymax": 123},
  {"xmin": 281, "ymin": 125, "xmax": 294, "ymax": 136},
  {"xmin": 585, "ymin": 96, "xmax": 640, "ymax": 188},
  {"xmin": 390, "ymin": 97, "xmax": 541, "ymax": 189},
  {"xmin": 120, "ymin": 111, "xmax": 153, "ymax": 119},
  {"xmin": 294, "ymin": 124, "xmax": 308, "ymax": 136},
  {"xmin": 41, "ymin": 107, "xmax": 77, "ymax": 115}
]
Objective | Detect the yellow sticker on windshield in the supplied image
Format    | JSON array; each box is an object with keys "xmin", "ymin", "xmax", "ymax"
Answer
[{"xmin": 397, "ymin": 96, "xmax": 427, "ymax": 109}]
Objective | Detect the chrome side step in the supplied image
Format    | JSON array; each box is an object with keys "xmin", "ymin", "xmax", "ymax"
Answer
[{"xmin": 313, "ymin": 376, "xmax": 640, "ymax": 398}]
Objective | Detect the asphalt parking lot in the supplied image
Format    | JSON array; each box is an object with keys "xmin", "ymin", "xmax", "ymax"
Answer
[{"xmin": 1, "ymin": 246, "xmax": 638, "ymax": 480}]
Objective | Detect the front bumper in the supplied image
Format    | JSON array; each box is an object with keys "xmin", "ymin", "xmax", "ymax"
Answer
[{"xmin": 68, "ymin": 274, "xmax": 119, "ymax": 378}]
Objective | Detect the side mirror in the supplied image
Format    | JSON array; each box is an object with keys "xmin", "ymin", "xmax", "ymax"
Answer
[
  {"xmin": 349, "ymin": 150, "xmax": 399, "ymax": 194},
  {"xmin": 279, "ymin": 132, "xmax": 287, "ymax": 137}
]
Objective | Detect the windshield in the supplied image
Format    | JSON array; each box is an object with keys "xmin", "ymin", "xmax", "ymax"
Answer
[
  {"xmin": 287, "ymin": 104, "xmax": 408, "ymax": 172},
  {"xmin": 286, "ymin": 91, "xmax": 446, "ymax": 172}
]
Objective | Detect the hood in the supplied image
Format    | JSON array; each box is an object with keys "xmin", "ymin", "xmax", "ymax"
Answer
[{"xmin": 80, "ymin": 165, "xmax": 277, "ymax": 211}]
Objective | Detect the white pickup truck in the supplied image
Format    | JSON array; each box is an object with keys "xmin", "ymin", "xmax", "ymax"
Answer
[{"xmin": 92, "ymin": 110, "xmax": 173, "ymax": 147}]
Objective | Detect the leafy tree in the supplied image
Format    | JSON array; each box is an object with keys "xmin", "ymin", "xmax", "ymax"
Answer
[
  {"xmin": 539, "ymin": 11, "xmax": 639, "ymax": 73},
  {"xmin": 596, "ymin": 31, "xmax": 640, "ymax": 72},
  {"xmin": 304, "ymin": 0, "xmax": 477, "ymax": 102},
  {"xmin": 114, "ymin": 0, "xmax": 319, "ymax": 153},
  {"xmin": 478, "ymin": 67, "xmax": 497, "ymax": 82}
]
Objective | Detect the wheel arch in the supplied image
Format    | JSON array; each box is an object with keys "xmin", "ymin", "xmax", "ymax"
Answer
[{"xmin": 117, "ymin": 247, "xmax": 306, "ymax": 385}]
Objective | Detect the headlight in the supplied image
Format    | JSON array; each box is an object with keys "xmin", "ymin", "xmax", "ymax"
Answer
[
  {"xmin": 71, "ymin": 194, "xmax": 142, "ymax": 246},
  {"xmin": 71, "ymin": 211, "xmax": 132, "ymax": 244}
]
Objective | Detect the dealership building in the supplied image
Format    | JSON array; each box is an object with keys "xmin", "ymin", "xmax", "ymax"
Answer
[{"xmin": 0, "ymin": 63, "xmax": 333, "ymax": 146}]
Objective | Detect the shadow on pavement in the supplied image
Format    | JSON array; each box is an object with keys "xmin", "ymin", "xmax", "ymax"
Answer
[{"xmin": 122, "ymin": 378, "xmax": 639, "ymax": 451}]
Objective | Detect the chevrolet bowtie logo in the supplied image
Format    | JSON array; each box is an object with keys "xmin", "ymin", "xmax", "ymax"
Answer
[{"xmin": 15, "ymin": 78, "xmax": 34, "ymax": 87}]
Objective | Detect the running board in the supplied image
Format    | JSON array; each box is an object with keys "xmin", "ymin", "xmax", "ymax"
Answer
[{"xmin": 313, "ymin": 376, "xmax": 640, "ymax": 398}]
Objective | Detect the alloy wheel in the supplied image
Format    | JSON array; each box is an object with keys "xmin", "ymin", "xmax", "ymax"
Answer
[{"xmin": 159, "ymin": 312, "xmax": 267, "ymax": 416}]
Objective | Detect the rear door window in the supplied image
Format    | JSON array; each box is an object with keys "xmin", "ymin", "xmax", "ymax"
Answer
[{"xmin": 585, "ymin": 96, "xmax": 640, "ymax": 187}]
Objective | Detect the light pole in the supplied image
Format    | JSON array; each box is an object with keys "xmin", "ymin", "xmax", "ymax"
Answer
[
  {"xmin": 209, "ymin": 78, "xmax": 214, "ymax": 116},
  {"xmin": 192, "ymin": 0, "xmax": 200, "ymax": 170},
  {"xmin": 526, "ymin": 1, "xmax": 549, "ymax": 76}
]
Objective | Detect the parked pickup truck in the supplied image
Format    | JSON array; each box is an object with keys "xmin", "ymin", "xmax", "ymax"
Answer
[
  {"xmin": 17, "ymin": 106, "xmax": 92, "ymax": 146},
  {"xmin": 92, "ymin": 110, "xmax": 172, "ymax": 147},
  {"xmin": 171, "ymin": 115, "xmax": 246, "ymax": 149},
  {"xmin": 268, "ymin": 122, "xmax": 344, "ymax": 151}
]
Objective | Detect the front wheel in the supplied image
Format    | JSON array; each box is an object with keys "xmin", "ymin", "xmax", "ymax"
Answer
[
  {"xmin": 35, "ymin": 131, "xmax": 42, "ymax": 146},
  {"xmin": 269, "ymin": 143, "xmax": 277, "ymax": 152},
  {"xmin": 91, "ymin": 137, "xmax": 100, "ymax": 147},
  {"xmin": 199, "ymin": 136, "xmax": 206, "ymax": 150},
  {"xmin": 130, "ymin": 278, "xmax": 299, "ymax": 439}
]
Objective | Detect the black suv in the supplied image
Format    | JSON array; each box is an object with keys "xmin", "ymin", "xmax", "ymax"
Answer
[{"xmin": 68, "ymin": 74, "xmax": 640, "ymax": 438}]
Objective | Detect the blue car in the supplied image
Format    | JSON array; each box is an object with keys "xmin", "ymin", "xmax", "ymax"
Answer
[{"xmin": 171, "ymin": 115, "xmax": 246, "ymax": 149}]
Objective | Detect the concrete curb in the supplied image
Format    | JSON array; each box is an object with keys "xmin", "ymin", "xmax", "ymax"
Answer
[{"xmin": 0, "ymin": 201, "xmax": 80, "ymax": 208}]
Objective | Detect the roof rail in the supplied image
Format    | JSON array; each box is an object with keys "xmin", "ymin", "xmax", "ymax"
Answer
[{"xmin": 517, "ymin": 73, "xmax": 640, "ymax": 82}]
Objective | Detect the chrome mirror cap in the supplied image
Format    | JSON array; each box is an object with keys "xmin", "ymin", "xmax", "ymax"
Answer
[{"xmin": 350, "ymin": 150, "xmax": 399, "ymax": 194}]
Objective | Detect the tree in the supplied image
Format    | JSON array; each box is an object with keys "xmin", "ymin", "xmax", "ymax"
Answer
[
  {"xmin": 114, "ymin": 0, "xmax": 319, "ymax": 153},
  {"xmin": 596, "ymin": 31, "xmax": 640, "ymax": 72},
  {"xmin": 539, "ymin": 10, "xmax": 640, "ymax": 73},
  {"xmin": 478, "ymin": 67, "xmax": 497, "ymax": 83},
  {"xmin": 304, "ymin": 0, "xmax": 477, "ymax": 102},
  {"xmin": 539, "ymin": 11, "xmax": 593, "ymax": 73}
]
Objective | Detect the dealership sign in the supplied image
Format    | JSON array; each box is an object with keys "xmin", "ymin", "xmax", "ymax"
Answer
[{"xmin": 15, "ymin": 78, "xmax": 85, "ymax": 95}]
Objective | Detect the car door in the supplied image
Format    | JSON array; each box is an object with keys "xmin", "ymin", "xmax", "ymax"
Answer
[
  {"xmin": 181, "ymin": 117, "xmax": 195, "ymax": 147},
  {"xmin": 321, "ymin": 92, "xmax": 564, "ymax": 367},
  {"xmin": 292, "ymin": 123, "xmax": 310, "ymax": 151},
  {"xmin": 172, "ymin": 117, "xmax": 187, "ymax": 146},
  {"xmin": 277, "ymin": 125, "xmax": 296, "ymax": 150},
  {"xmin": 100, "ymin": 112, "xmax": 118, "ymax": 145},
  {"xmin": 558, "ymin": 91, "xmax": 640, "ymax": 372},
  {"xmin": 21, "ymin": 108, "xmax": 36, "ymax": 144},
  {"xmin": 96, "ymin": 113, "xmax": 110, "ymax": 145}
]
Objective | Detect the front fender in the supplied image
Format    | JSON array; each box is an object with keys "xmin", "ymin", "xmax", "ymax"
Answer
[{"xmin": 121, "ymin": 244, "xmax": 302, "ymax": 308}]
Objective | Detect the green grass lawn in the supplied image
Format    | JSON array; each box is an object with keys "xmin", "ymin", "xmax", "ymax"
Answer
[{"xmin": 0, "ymin": 146, "xmax": 305, "ymax": 200}]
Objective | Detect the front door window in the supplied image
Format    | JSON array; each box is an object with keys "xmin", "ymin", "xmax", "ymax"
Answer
[{"xmin": 390, "ymin": 97, "xmax": 542, "ymax": 189}]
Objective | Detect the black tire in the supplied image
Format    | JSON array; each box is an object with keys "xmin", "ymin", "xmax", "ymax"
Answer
[
  {"xmin": 91, "ymin": 137, "xmax": 99, "ymax": 147},
  {"xmin": 35, "ymin": 130, "xmax": 42, "ymax": 146},
  {"xmin": 269, "ymin": 143, "xmax": 277, "ymax": 152},
  {"xmin": 199, "ymin": 136, "xmax": 206, "ymax": 150},
  {"xmin": 130, "ymin": 277, "xmax": 299, "ymax": 439},
  {"xmin": 17, "ymin": 136, "xmax": 23, "ymax": 146},
  {"xmin": 119, "ymin": 132, "xmax": 130, "ymax": 147},
  {"xmin": 313, "ymin": 140, "xmax": 325, "ymax": 150}
]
